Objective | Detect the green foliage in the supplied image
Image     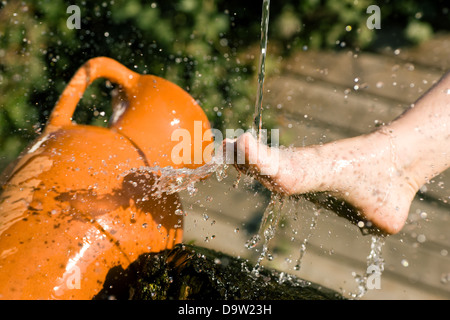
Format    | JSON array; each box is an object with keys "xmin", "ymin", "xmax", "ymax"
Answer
[{"xmin": 0, "ymin": 0, "xmax": 448, "ymax": 171}]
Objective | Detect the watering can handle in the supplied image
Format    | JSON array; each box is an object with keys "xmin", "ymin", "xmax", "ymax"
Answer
[{"xmin": 46, "ymin": 57, "xmax": 139, "ymax": 130}]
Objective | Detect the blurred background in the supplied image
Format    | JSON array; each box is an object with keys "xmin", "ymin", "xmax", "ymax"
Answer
[{"xmin": 1, "ymin": 0, "xmax": 449, "ymax": 299}]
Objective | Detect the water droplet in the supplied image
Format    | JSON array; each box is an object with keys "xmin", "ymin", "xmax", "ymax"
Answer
[
  {"xmin": 245, "ymin": 234, "xmax": 261, "ymax": 249},
  {"xmin": 175, "ymin": 208, "xmax": 183, "ymax": 215},
  {"xmin": 401, "ymin": 259, "xmax": 409, "ymax": 267},
  {"xmin": 417, "ymin": 234, "xmax": 426, "ymax": 243},
  {"xmin": 187, "ymin": 183, "xmax": 198, "ymax": 196},
  {"xmin": 233, "ymin": 171, "xmax": 241, "ymax": 188},
  {"xmin": 215, "ymin": 164, "xmax": 229, "ymax": 181}
]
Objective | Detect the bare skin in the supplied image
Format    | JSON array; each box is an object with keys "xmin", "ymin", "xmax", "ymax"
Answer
[{"xmin": 227, "ymin": 71, "xmax": 450, "ymax": 235}]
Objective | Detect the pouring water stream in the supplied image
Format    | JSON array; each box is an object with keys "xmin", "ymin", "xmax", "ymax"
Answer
[{"xmin": 252, "ymin": 0, "xmax": 271, "ymax": 143}]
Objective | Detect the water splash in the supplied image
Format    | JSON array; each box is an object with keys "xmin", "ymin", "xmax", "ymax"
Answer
[
  {"xmin": 350, "ymin": 235, "xmax": 385, "ymax": 299},
  {"xmin": 122, "ymin": 156, "xmax": 228, "ymax": 198},
  {"xmin": 245, "ymin": 193, "xmax": 284, "ymax": 275},
  {"xmin": 294, "ymin": 209, "xmax": 320, "ymax": 271}
]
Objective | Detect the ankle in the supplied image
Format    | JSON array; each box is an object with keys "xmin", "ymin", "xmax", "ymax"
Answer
[{"xmin": 371, "ymin": 126, "xmax": 423, "ymax": 194}]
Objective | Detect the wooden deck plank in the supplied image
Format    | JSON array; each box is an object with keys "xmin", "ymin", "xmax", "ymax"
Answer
[
  {"xmin": 380, "ymin": 33, "xmax": 450, "ymax": 72},
  {"xmin": 266, "ymin": 74, "xmax": 406, "ymax": 136},
  {"xmin": 281, "ymin": 49, "xmax": 443, "ymax": 104}
]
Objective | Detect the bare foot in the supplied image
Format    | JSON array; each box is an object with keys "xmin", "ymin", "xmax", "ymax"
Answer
[
  {"xmin": 229, "ymin": 130, "xmax": 419, "ymax": 235},
  {"xmin": 228, "ymin": 72, "xmax": 450, "ymax": 235},
  {"xmin": 220, "ymin": 71, "xmax": 450, "ymax": 235}
]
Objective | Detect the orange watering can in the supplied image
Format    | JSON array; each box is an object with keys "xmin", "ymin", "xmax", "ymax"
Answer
[{"xmin": 0, "ymin": 57, "xmax": 212, "ymax": 299}]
